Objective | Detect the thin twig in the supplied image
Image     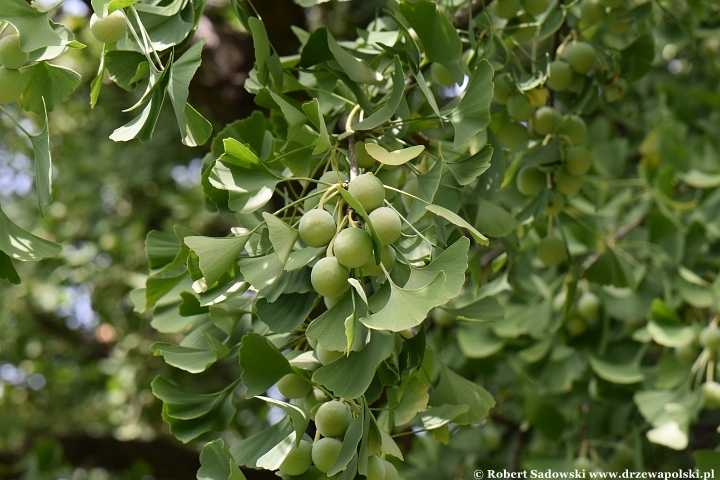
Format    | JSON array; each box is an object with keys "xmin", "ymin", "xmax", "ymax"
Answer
[
  {"xmin": 580, "ymin": 214, "xmax": 646, "ymax": 271},
  {"xmin": 453, "ymin": 0, "xmax": 494, "ymax": 29},
  {"xmin": 348, "ymin": 134, "xmax": 358, "ymax": 180}
]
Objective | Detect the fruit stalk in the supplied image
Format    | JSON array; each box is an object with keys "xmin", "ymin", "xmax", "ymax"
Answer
[{"xmin": 348, "ymin": 134, "xmax": 359, "ymax": 181}]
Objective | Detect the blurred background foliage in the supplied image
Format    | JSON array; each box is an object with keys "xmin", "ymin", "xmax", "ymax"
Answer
[{"xmin": 3, "ymin": 0, "xmax": 720, "ymax": 479}]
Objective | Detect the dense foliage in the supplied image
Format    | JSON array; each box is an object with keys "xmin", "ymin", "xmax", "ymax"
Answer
[{"xmin": 4, "ymin": 0, "xmax": 720, "ymax": 479}]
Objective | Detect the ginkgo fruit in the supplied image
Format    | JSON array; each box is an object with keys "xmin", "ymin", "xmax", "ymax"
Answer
[
  {"xmin": 368, "ymin": 207, "xmax": 401, "ymax": 245},
  {"xmin": 311, "ymin": 437, "xmax": 343, "ymax": 473},
  {"xmin": 516, "ymin": 166, "xmax": 546, "ymax": 196},
  {"xmin": 348, "ymin": 173, "xmax": 385, "ymax": 213},
  {"xmin": 538, "ymin": 237, "xmax": 566, "ymax": 266},
  {"xmin": 498, "ymin": 122, "xmax": 528, "ymax": 149},
  {"xmin": 522, "ymin": 0, "xmax": 550, "ymax": 15},
  {"xmin": 577, "ymin": 292, "xmax": 601, "ymax": 321},
  {"xmin": 700, "ymin": 326, "xmax": 720, "ymax": 350},
  {"xmin": 315, "ymin": 400, "xmax": 352, "ymax": 438},
  {"xmin": 0, "ymin": 67, "xmax": 25, "ymax": 104},
  {"xmin": 581, "ymin": 0, "xmax": 606, "ymax": 24},
  {"xmin": 533, "ymin": 107, "xmax": 562, "ymax": 136},
  {"xmin": 276, "ymin": 373, "xmax": 312, "ymax": 399},
  {"xmin": 431, "ymin": 62, "xmax": 456, "ymax": 86},
  {"xmin": 362, "ymin": 245, "xmax": 396, "ymax": 276},
  {"xmin": 355, "ymin": 141, "xmax": 377, "ymax": 168},
  {"xmin": 334, "ymin": 227, "xmax": 373, "ymax": 268},
  {"xmin": 366, "ymin": 455, "xmax": 386, "ymax": 480},
  {"xmin": 495, "ymin": 0, "xmax": 521, "ymax": 18},
  {"xmin": 299, "ymin": 209, "xmax": 336, "ymax": 247},
  {"xmin": 558, "ymin": 115, "xmax": 588, "ymax": 145},
  {"xmin": 278, "ymin": 440, "xmax": 313, "ymax": 476},
  {"xmin": 561, "ymin": 42, "xmax": 597, "ymax": 74},
  {"xmin": 311, "ymin": 257, "xmax": 349, "ymax": 298},
  {"xmin": 555, "ymin": 169, "xmax": 583, "ymax": 196},
  {"xmin": 315, "ymin": 344, "xmax": 343, "ymax": 365},
  {"xmin": 546, "ymin": 61, "xmax": 572, "ymax": 91},
  {"xmin": 0, "ymin": 35, "xmax": 28, "ymax": 70},
  {"xmin": 90, "ymin": 11, "xmax": 127, "ymax": 44},
  {"xmin": 566, "ymin": 146, "xmax": 592, "ymax": 175},
  {"xmin": 507, "ymin": 95, "xmax": 534, "ymax": 121}
]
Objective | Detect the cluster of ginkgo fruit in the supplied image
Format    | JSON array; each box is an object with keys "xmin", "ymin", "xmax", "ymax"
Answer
[
  {"xmin": 303, "ymin": 168, "xmax": 401, "ymax": 302},
  {"xmin": 270, "ymin": 353, "xmax": 399, "ymax": 479}
]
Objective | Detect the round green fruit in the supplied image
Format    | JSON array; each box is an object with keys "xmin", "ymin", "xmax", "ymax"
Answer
[
  {"xmin": 0, "ymin": 35, "xmax": 28, "ymax": 70},
  {"xmin": 431, "ymin": 62, "xmax": 456, "ymax": 86},
  {"xmin": 363, "ymin": 245, "xmax": 396, "ymax": 276},
  {"xmin": 311, "ymin": 438, "xmax": 343, "ymax": 473},
  {"xmin": 354, "ymin": 141, "xmax": 377, "ymax": 169},
  {"xmin": 703, "ymin": 381, "xmax": 720, "ymax": 410},
  {"xmin": 566, "ymin": 146, "xmax": 591, "ymax": 175},
  {"xmin": 555, "ymin": 169, "xmax": 583, "ymax": 196},
  {"xmin": 315, "ymin": 344, "xmax": 343, "ymax": 365},
  {"xmin": 493, "ymin": 74, "xmax": 515, "ymax": 104},
  {"xmin": 558, "ymin": 115, "xmax": 588, "ymax": 145},
  {"xmin": 533, "ymin": 107, "xmax": 562, "ymax": 136},
  {"xmin": 315, "ymin": 401, "xmax": 352, "ymax": 438},
  {"xmin": 561, "ymin": 42, "xmax": 597, "ymax": 74},
  {"xmin": 700, "ymin": 326, "xmax": 720, "ymax": 350},
  {"xmin": 366, "ymin": 455, "xmax": 386, "ymax": 480},
  {"xmin": 279, "ymin": 440, "xmax": 313, "ymax": 476},
  {"xmin": 512, "ymin": 14, "xmax": 537, "ymax": 42},
  {"xmin": 319, "ymin": 170, "xmax": 348, "ymax": 187},
  {"xmin": 348, "ymin": 173, "xmax": 385, "ymax": 213},
  {"xmin": 566, "ymin": 314, "xmax": 588, "ymax": 336},
  {"xmin": 581, "ymin": 0, "xmax": 606, "ymax": 24},
  {"xmin": 311, "ymin": 257, "xmax": 349, "ymax": 298},
  {"xmin": 525, "ymin": 87, "xmax": 548, "ymax": 108},
  {"xmin": 90, "ymin": 11, "xmax": 127, "ymax": 44},
  {"xmin": 577, "ymin": 291, "xmax": 601, "ymax": 321},
  {"xmin": 298, "ymin": 388, "xmax": 330, "ymax": 416},
  {"xmin": 431, "ymin": 307, "xmax": 454, "ymax": 327},
  {"xmin": 507, "ymin": 95, "xmax": 534, "ymax": 121},
  {"xmin": 0, "ymin": 67, "xmax": 26, "ymax": 104},
  {"xmin": 546, "ymin": 61, "xmax": 572, "ymax": 91},
  {"xmin": 368, "ymin": 207, "xmax": 401, "ymax": 245},
  {"xmin": 516, "ymin": 166, "xmax": 546, "ymax": 196},
  {"xmin": 367, "ymin": 427, "xmax": 381, "ymax": 456},
  {"xmin": 276, "ymin": 373, "xmax": 312, "ymax": 399},
  {"xmin": 300, "ymin": 209, "xmax": 336, "ymax": 247},
  {"xmin": 538, "ymin": 237, "xmax": 566, "ymax": 266},
  {"xmin": 522, "ymin": 0, "xmax": 550, "ymax": 15},
  {"xmin": 497, "ymin": 122, "xmax": 528, "ymax": 149},
  {"xmin": 675, "ymin": 343, "xmax": 699, "ymax": 364},
  {"xmin": 383, "ymin": 460, "xmax": 399, "ymax": 480},
  {"xmin": 334, "ymin": 227, "xmax": 374, "ymax": 269},
  {"xmin": 495, "ymin": 0, "xmax": 521, "ymax": 18}
]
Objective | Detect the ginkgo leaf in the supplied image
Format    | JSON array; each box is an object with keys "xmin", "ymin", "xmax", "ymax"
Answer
[{"xmin": 365, "ymin": 143, "xmax": 425, "ymax": 166}]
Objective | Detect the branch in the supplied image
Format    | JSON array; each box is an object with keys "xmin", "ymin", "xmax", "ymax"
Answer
[
  {"xmin": 580, "ymin": 213, "xmax": 646, "ymax": 271},
  {"xmin": 453, "ymin": 0, "xmax": 494, "ymax": 29}
]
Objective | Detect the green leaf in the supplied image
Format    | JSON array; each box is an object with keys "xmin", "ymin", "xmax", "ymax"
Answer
[
  {"xmin": 421, "ymin": 404, "xmax": 470, "ymax": 430},
  {"xmin": 365, "ymin": 143, "xmax": 425, "ymax": 166},
  {"xmin": 622, "ymin": 34, "xmax": 654, "ymax": 82},
  {"xmin": 0, "ymin": 251, "xmax": 20, "ymax": 285},
  {"xmin": 0, "ymin": 0, "xmax": 62, "ymax": 52},
  {"xmin": 301, "ymin": 98, "xmax": 332, "ymax": 154},
  {"xmin": 363, "ymin": 272, "xmax": 445, "ymax": 332},
  {"xmin": 538, "ymin": 7, "xmax": 565, "ymax": 40},
  {"xmin": 152, "ymin": 376, "xmax": 219, "ymax": 420},
  {"xmin": 445, "ymin": 145, "xmax": 493, "ymax": 186},
  {"xmin": 239, "ymin": 332, "xmax": 293, "ymax": 397},
  {"xmin": 398, "ymin": 1, "xmax": 462, "ymax": 64},
  {"xmin": 90, "ymin": 45, "xmax": 106, "ymax": 108},
  {"xmin": 352, "ymin": 56, "xmax": 405, "ymax": 130},
  {"xmin": 152, "ymin": 334, "xmax": 229, "ymax": 374},
  {"xmin": 261, "ymin": 212, "xmax": 298, "ymax": 264},
  {"xmin": 404, "ymin": 237, "xmax": 469, "ymax": 305},
  {"xmin": 198, "ymin": 439, "xmax": 247, "ymax": 480},
  {"xmin": 450, "ymin": 60, "xmax": 494, "ymax": 149},
  {"xmin": 426, "ymin": 204, "xmax": 488, "ymax": 245},
  {"xmin": 28, "ymin": 102, "xmax": 53, "ymax": 216},
  {"xmin": 588, "ymin": 356, "xmax": 644, "ymax": 384},
  {"xmin": 0, "ymin": 205, "xmax": 61, "ymax": 262},
  {"xmin": 695, "ymin": 450, "xmax": 720, "ymax": 475},
  {"xmin": 167, "ymin": 40, "xmax": 212, "ymax": 146},
  {"xmin": 229, "ymin": 417, "xmax": 294, "ymax": 467},
  {"xmin": 584, "ymin": 249, "xmax": 634, "ymax": 288},
  {"xmin": 306, "ymin": 292, "xmax": 369, "ymax": 352},
  {"xmin": 104, "ymin": 50, "xmax": 148, "ymax": 92},
  {"xmin": 428, "ymin": 363, "xmax": 495, "ymax": 425},
  {"xmin": 473, "ymin": 196, "xmax": 517, "ymax": 238},
  {"xmin": 647, "ymin": 320, "xmax": 695, "ymax": 348},
  {"xmin": 256, "ymin": 293, "xmax": 316, "ymax": 333},
  {"xmin": 20, "ymin": 62, "xmax": 81, "ymax": 115},
  {"xmin": 457, "ymin": 324, "xmax": 505, "ymax": 358},
  {"xmin": 209, "ymin": 138, "xmax": 282, "ymax": 213},
  {"xmin": 267, "ymin": 91, "xmax": 307, "ymax": 142},
  {"xmin": 109, "ymin": 69, "xmax": 169, "ymax": 142},
  {"xmin": 329, "ymin": 417, "xmax": 363, "ymax": 476},
  {"xmin": 326, "ymin": 32, "xmax": 383, "ymax": 85},
  {"xmin": 312, "ymin": 331, "xmax": 394, "ymax": 398},
  {"xmin": 393, "ymin": 377, "xmax": 429, "ymax": 426},
  {"xmin": 256, "ymin": 397, "xmax": 309, "ymax": 455},
  {"xmin": 407, "ymin": 158, "xmax": 442, "ymax": 223},
  {"xmin": 184, "ymin": 235, "xmax": 248, "ymax": 287},
  {"xmin": 107, "ymin": 0, "xmax": 140, "ymax": 13},
  {"xmin": 238, "ymin": 254, "xmax": 284, "ymax": 290}
]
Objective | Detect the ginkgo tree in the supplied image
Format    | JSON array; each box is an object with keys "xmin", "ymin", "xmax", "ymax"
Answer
[{"xmin": 4, "ymin": 0, "xmax": 720, "ymax": 478}]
